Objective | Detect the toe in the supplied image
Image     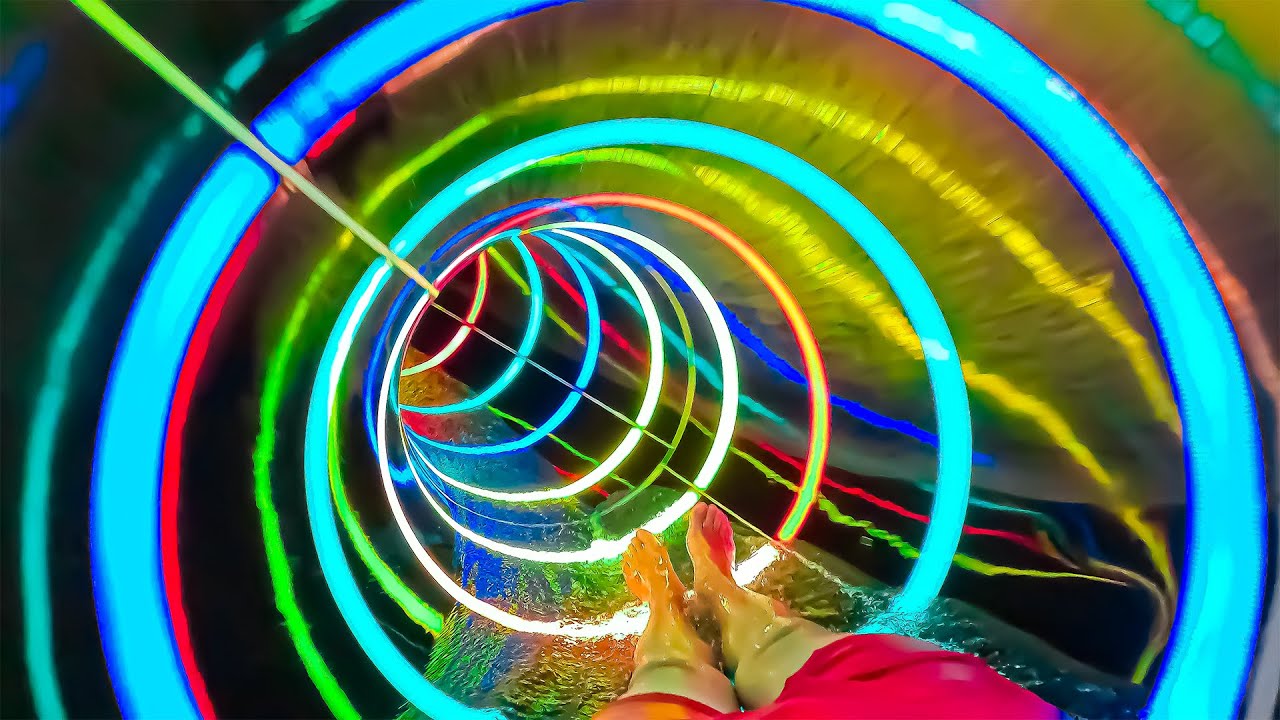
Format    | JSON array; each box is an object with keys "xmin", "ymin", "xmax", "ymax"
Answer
[
  {"xmin": 707, "ymin": 505, "xmax": 729, "ymax": 540},
  {"xmin": 707, "ymin": 504, "xmax": 725, "ymax": 532},
  {"xmin": 687, "ymin": 505, "xmax": 707, "ymax": 548},
  {"xmin": 622, "ymin": 548, "xmax": 648, "ymax": 600}
]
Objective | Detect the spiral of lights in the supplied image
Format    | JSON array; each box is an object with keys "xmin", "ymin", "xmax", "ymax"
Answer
[{"xmin": 18, "ymin": 1, "xmax": 1263, "ymax": 719}]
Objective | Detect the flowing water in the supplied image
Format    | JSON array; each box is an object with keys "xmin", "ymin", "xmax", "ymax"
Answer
[{"xmin": 400, "ymin": 487, "xmax": 1147, "ymax": 720}]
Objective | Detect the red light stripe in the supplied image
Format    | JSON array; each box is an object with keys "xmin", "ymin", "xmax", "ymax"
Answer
[
  {"xmin": 755, "ymin": 440, "xmax": 1043, "ymax": 554},
  {"xmin": 160, "ymin": 216, "xmax": 263, "ymax": 718},
  {"xmin": 305, "ymin": 109, "xmax": 357, "ymax": 160}
]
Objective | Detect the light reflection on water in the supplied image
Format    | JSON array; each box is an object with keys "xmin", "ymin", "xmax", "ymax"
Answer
[{"xmin": 405, "ymin": 509, "xmax": 1147, "ymax": 720}]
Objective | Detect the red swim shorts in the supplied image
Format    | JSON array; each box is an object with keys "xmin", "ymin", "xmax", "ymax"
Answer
[{"xmin": 595, "ymin": 633, "xmax": 1061, "ymax": 719}]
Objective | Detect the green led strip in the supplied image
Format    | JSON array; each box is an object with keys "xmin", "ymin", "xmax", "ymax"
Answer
[
  {"xmin": 249, "ymin": 115, "xmax": 1145, "ymax": 715},
  {"xmin": 404, "ymin": 229, "xmax": 668, "ymax": 504},
  {"xmin": 253, "ymin": 250, "xmax": 360, "ymax": 718}
]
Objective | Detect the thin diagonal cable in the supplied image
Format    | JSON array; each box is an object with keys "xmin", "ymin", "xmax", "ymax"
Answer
[
  {"xmin": 68, "ymin": 0, "xmax": 439, "ymax": 295},
  {"xmin": 425, "ymin": 299, "xmax": 680, "ymax": 450},
  {"xmin": 74, "ymin": 0, "xmax": 710, "ymax": 471},
  {"xmin": 76, "ymin": 0, "xmax": 794, "ymax": 557}
]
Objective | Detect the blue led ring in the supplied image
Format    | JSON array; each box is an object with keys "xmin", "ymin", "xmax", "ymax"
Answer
[
  {"xmin": 399, "ymin": 233, "xmax": 602, "ymax": 457},
  {"xmin": 398, "ymin": 233, "xmax": 543, "ymax": 416}
]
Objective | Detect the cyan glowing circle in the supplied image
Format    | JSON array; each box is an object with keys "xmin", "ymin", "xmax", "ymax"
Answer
[
  {"xmin": 375, "ymin": 292, "xmax": 647, "ymax": 638},
  {"xmin": 395, "ymin": 225, "xmax": 669, "ymax": 502},
  {"xmin": 400, "ymin": 232, "xmax": 602, "ymax": 455},
  {"xmin": 380, "ymin": 119, "xmax": 971, "ymax": 618},
  {"xmin": 397, "ymin": 234, "xmax": 543, "ymax": 416},
  {"xmin": 396, "ymin": 222, "xmax": 740, "ymax": 561}
]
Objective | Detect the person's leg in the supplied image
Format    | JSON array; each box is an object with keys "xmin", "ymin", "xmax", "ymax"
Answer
[
  {"xmin": 686, "ymin": 503, "xmax": 850, "ymax": 709},
  {"xmin": 595, "ymin": 529, "xmax": 739, "ymax": 719},
  {"xmin": 687, "ymin": 503, "xmax": 1062, "ymax": 719}
]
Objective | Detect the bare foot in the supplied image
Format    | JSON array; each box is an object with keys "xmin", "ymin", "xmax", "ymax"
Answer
[
  {"xmin": 685, "ymin": 502, "xmax": 738, "ymax": 600},
  {"xmin": 686, "ymin": 503, "xmax": 792, "ymax": 673},
  {"xmin": 622, "ymin": 529, "xmax": 713, "ymax": 668},
  {"xmin": 623, "ymin": 529, "xmax": 686, "ymax": 610}
]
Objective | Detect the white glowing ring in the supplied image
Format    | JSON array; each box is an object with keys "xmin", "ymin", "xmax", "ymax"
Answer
[
  {"xmin": 395, "ymin": 226, "xmax": 673, "ymax": 503},
  {"xmin": 385, "ymin": 222, "xmax": 739, "ymax": 565},
  {"xmin": 376, "ymin": 227, "xmax": 766, "ymax": 636},
  {"xmin": 400, "ymin": 228, "xmax": 705, "ymax": 560}
]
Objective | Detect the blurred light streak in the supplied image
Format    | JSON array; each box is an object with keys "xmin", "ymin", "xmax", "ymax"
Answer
[
  {"xmin": 304, "ymin": 253, "xmax": 500, "ymax": 717},
  {"xmin": 0, "ymin": 41, "xmax": 47, "ymax": 134},
  {"xmin": 691, "ymin": 162, "xmax": 1175, "ymax": 597},
  {"xmin": 419, "ymin": 72, "xmax": 1183, "ymax": 436},
  {"xmin": 734, "ymin": 440, "xmax": 1123, "ymax": 586},
  {"xmin": 22, "ymin": 136, "xmax": 178, "ymax": 720},
  {"xmin": 1147, "ymin": 0, "xmax": 1280, "ymax": 132},
  {"xmin": 219, "ymin": 42, "xmax": 265, "ymax": 97},
  {"xmin": 756, "ymin": 440, "xmax": 1042, "ymax": 553}
]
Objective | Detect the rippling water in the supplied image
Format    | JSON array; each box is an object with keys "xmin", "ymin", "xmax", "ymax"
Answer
[{"xmin": 403, "ymin": 492, "xmax": 1147, "ymax": 720}]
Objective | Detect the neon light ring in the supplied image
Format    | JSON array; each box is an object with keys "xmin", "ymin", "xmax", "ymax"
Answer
[
  {"xmin": 87, "ymin": 1, "xmax": 1263, "ymax": 719},
  {"xmin": 389, "ymin": 222, "xmax": 731, "ymax": 561},
  {"xmin": 398, "ymin": 228, "xmax": 665, "ymax": 488},
  {"xmin": 384, "ymin": 196, "xmax": 839, "ymax": 564},
  {"xmin": 404, "ymin": 193, "xmax": 834, "ymax": 540},
  {"xmin": 310, "ymin": 118, "xmax": 966, "ymax": 709},
  {"xmin": 401, "ymin": 234, "xmax": 601, "ymax": 454},
  {"xmin": 382, "ymin": 200, "xmax": 704, "ymax": 532}
]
